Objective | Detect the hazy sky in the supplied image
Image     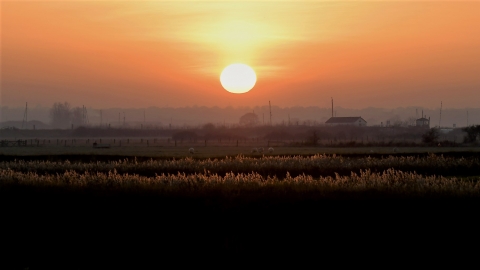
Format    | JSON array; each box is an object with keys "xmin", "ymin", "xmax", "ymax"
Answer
[{"xmin": 2, "ymin": 1, "xmax": 479, "ymax": 109}]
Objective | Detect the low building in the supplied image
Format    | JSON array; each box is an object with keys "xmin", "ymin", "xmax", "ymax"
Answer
[
  {"xmin": 325, "ymin": 117, "xmax": 367, "ymax": 127},
  {"xmin": 415, "ymin": 117, "xmax": 430, "ymax": 128}
]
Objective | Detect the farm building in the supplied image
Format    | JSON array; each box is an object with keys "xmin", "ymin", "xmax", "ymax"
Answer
[
  {"xmin": 325, "ymin": 117, "xmax": 367, "ymax": 127},
  {"xmin": 415, "ymin": 117, "xmax": 430, "ymax": 128}
]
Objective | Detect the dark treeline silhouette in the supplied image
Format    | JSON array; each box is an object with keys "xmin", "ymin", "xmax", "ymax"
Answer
[{"xmin": 1, "ymin": 124, "xmax": 473, "ymax": 147}]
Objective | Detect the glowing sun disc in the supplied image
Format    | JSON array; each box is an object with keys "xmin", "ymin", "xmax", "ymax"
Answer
[{"xmin": 220, "ymin": 63, "xmax": 257, "ymax": 94}]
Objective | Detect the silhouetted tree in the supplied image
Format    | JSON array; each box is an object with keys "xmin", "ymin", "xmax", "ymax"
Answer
[
  {"xmin": 422, "ymin": 128, "xmax": 439, "ymax": 144},
  {"xmin": 202, "ymin": 123, "xmax": 215, "ymax": 130},
  {"xmin": 49, "ymin": 102, "xmax": 72, "ymax": 129},
  {"xmin": 462, "ymin": 125, "xmax": 480, "ymax": 143},
  {"xmin": 306, "ymin": 129, "xmax": 320, "ymax": 145},
  {"xmin": 71, "ymin": 107, "xmax": 84, "ymax": 127},
  {"xmin": 239, "ymin": 112, "xmax": 259, "ymax": 127}
]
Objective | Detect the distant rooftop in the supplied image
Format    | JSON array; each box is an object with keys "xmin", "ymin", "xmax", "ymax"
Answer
[{"xmin": 325, "ymin": 117, "xmax": 365, "ymax": 124}]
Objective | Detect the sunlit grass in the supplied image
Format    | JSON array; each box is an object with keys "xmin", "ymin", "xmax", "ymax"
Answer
[
  {"xmin": 2, "ymin": 168, "xmax": 479, "ymax": 198},
  {"xmin": 2, "ymin": 153, "xmax": 479, "ymax": 178}
]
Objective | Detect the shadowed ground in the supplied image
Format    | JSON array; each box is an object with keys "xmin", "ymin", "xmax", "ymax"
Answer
[{"xmin": 2, "ymin": 184, "xmax": 479, "ymax": 266}]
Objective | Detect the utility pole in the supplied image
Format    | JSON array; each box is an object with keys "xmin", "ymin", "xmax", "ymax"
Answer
[
  {"xmin": 22, "ymin": 102, "xmax": 28, "ymax": 129},
  {"xmin": 84, "ymin": 105, "xmax": 87, "ymax": 125},
  {"xmin": 269, "ymin": 101, "xmax": 272, "ymax": 126},
  {"xmin": 331, "ymin": 97, "xmax": 333, "ymax": 118},
  {"xmin": 439, "ymin": 101, "xmax": 442, "ymax": 128}
]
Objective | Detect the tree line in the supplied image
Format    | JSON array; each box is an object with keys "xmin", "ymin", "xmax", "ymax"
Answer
[{"xmin": 50, "ymin": 102, "xmax": 87, "ymax": 129}]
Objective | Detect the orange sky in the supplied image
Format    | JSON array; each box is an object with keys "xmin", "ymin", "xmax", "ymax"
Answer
[{"xmin": 2, "ymin": 1, "xmax": 480, "ymax": 109}]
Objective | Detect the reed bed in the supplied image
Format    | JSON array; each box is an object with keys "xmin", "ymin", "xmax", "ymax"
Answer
[
  {"xmin": 1, "ymin": 168, "xmax": 479, "ymax": 198},
  {"xmin": 2, "ymin": 153, "xmax": 479, "ymax": 178}
]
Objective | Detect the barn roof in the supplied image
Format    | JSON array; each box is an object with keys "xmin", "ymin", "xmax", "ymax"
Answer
[{"xmin": 325, "ymin": 117, "xmax": 366, "ymax": 124}]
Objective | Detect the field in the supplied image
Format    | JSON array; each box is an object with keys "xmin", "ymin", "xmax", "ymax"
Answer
[
  {"xmin": 2, "ymin": 143, "xmax": 480, "ymax": 264},
  {"xmin": 1, "ymin": 139, "xmax": 479, "ymax": 158}
]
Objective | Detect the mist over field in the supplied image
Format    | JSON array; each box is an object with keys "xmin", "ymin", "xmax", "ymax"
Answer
[{"xmin": 2, "ymin": 105, "xmax": 479, "ymax": 129}]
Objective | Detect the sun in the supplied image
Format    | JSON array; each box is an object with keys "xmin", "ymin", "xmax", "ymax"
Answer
[{"xmin": 220, "ymin": 63, "xmax": 257, "ymax": 94}]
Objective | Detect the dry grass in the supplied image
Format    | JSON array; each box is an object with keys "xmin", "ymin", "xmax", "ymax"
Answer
[
  {"xmin": 2, "ymin": 153, "xmax": 479, "ymax": 178},
  {"xmin": 2, "ymin": 166, "xmax": 479, "ymax": 198}
]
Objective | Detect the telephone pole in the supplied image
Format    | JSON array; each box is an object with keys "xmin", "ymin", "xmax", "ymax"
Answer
[
  {"xmin": 22, "ymin": 102, "xmax": 28, "ymax": 129},
  {"xmin": 83, "ymin": 105, "xmax": 86, "ymax": 125},
  {"xmin": 269, "ymin": 101, "xmax": 272, "ymax": 125},
  {"xmin": 331, "ymin": 97, "xmax": 333, "ymax": 118},
  {"xmin": 439, "ymin": 101, "xmax": 442, "ymax": 128}
]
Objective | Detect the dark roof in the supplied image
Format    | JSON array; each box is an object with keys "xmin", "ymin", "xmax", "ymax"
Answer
[
  {"xmin": 416, "ymin": 118, "xmax": 429, "ymax": 121},
  {"xmin": 325, "ymin": 117, "xmax": 366, "ymax": 124}
]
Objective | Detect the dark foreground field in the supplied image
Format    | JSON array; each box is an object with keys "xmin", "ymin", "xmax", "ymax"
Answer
[
  {"xmin": 2, "ymin": 185, "xmax": 480, "ymax": 263},
  {"xmin": 2, "ymin": 188, "xmax": 480, "ymax": 268},
  {"xmin": 1, "ymin": 152, "xmax": 480, "ymax": 267}
]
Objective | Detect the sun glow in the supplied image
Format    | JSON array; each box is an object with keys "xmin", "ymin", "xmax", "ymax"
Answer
[{"xmin": 220, "ymin": 64, "xmax": 257, "ymax": 94}]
